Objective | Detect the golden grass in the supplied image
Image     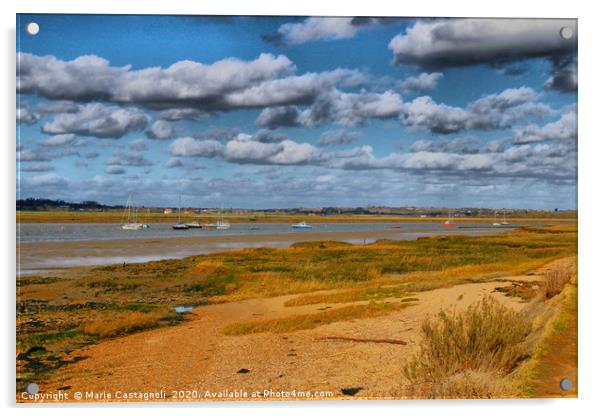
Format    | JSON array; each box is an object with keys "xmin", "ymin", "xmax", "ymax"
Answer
[
  {"xmin": 284, "ymin": 286, "xmax": 411, "ymax": 306},
  {"xmin": 79, "ymin": 310, "xmax": 168, "ymax": 339},
  {"xmin": 403, "ymin": 296, "xmax": 532, "ymax": 398},
  {"xmin": 222, "ymin": 301, "xmax": 414, "ymax": 335},
  {"xmin": 540, "ymin": 260, "xmax": 575, "ymax": 299}
]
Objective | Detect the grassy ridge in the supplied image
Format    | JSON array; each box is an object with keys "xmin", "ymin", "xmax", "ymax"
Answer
[
  {"xmin": 17, "ymin": 209, "xmax": 577, "ymax": 224},
  {"xmin": 401, "ymin": 257, "xmax": 577, "ymax": 399}
]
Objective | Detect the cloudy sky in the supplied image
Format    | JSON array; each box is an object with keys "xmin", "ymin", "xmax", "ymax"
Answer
[{"xmin": 16, "ymin": 15, "xmax": 577, "ymax": 209}]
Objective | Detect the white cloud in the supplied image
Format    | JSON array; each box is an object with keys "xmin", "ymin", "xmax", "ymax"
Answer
[
  {"xmin": 39, "ymin": 134, "xmax": 76, "ymax": 147},
  {"xmin": 388, "ymin": 19, "xmax": 577, "ymax": 92},
  {"xmin": 317, "ymin": 129, "xmax": 361, "ymax": 146},
  {"xmin": 399, "ymin": 72, "xmax": 443, "ymax": 93},
  {"xmin": 42, "ymin": 103, "xmax": 150, "ymax": 139},
  {"xmin": 18, "ymin": 52, "xmax": 295, "ymax": 112},
  {"xmin": 169, "ymin": 137, "xmax": 225, "ymax": 158},
  {"xmin": 277, "ymin": 17, "xmax": 361, "ymax": 45},
  {"xmin": 400, "ymin": 87, "xmax": 551, "ymax": 134},
  {"xmin": 514, "ymin": 111, "xmax": 576, "ymax": 143},
  {"xmin": 389, "ymin": 19, "xmax": 576, "ymax": 68},
  {"xmin": 271, "ymin": 17, "xmax": 400, "ymax": 45},
  {"xmin": 17, "ymin": 103, "xmax": 40, "ymax": 125},
  {"xmin": 146, "ymin": 120, "xmax": 173, "ymax": 140}
]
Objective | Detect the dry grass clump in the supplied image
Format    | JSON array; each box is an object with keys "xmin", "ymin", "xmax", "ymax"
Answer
[
  {"xmin": 540, "ymin": 261, "xmax": 575, "ymax": 299},
  {"xmin": 403, "ymin": 297, "xmax": 531, "ymax": 398},
  {"xmin": 223, "ymin": 301, "xmax": 414, "ymax": 335},
  {"xmin": 80, "ymin": 311, "xmax": 166, "ymax": 338}
]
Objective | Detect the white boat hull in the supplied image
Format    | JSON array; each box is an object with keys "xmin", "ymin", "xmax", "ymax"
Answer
[{"xmin": 122, "ymin": 223, "xmax": 145, "ymax": 231}]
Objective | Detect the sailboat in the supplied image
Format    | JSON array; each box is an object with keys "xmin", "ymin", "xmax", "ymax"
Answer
[
  {"xmin": 492, "ymin": 211, "xmax": 502, "ymax": 227},
  {"xmin": 442, "ymin": 209, "xmax": 455, "ymax": 226},
  {"xmin": 215, "ymin": 206, "xmax": 231, "ymax": 230},
  {"xmin": 501, "ymin": 210, "xmax": 510, "ymax": 226},
  {"xmin": 121, "ymin": 194, "xmax": 146, "ymax": 231},
  {"xmin": 172, "ymin": 195, "xmax": 189, "ymax": 230}
]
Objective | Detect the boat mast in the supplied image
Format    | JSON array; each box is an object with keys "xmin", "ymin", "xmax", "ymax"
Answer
[{"xmin": 178, "ymin": 194, "xmax": 182, "ymax": 222}]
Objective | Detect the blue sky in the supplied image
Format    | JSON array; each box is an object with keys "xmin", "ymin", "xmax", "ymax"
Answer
[{"xmin": 16, "ymin": 15, "xmax": 577, "ymax": 209}]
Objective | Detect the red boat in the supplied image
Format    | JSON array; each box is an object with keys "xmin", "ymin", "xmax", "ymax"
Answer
[{"xmin": 442, "ymin": 210, "xmax": 456, "ymax": 226}]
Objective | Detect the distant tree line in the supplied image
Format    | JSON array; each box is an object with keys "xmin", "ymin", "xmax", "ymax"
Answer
[{"xmin": 16, "ymin": 198, "xmax": 123, "ymax": 211}]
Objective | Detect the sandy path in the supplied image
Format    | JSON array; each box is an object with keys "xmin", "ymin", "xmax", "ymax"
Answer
[{"xmin": 38, "ymin": 256, "xmax": 557, "ymax": 402}]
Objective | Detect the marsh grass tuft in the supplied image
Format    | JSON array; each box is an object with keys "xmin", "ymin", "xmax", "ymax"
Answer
[
  {"xmin": 540, "ymin": 261, "xmax": 575, "ymax": 299},
  {"xmin": 80, "ymin": 309, "xmax": 175, "ymax": 339},
  {"xmin": 403, "ymin": 297, "xmax": 532, "ymax": 398}
]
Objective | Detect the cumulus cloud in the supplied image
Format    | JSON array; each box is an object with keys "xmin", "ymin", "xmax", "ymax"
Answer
[
  {"xmin": 165, "ymin": 158, "xmax": 184, "ymax": 168},
  {"xmin": 389, "ymin": 18, "xmax": 576, "ymax": 68},
  {"xmin": 157, "ymin": 108, "xmax": 208, "ymax": 121},
  {"xmin": 399, "ymin": 72, "xmax": 443, "ymax": 93},
  {"xmin": 317, "ymin": 129, "xmax": 361, "ymax": 146},
  {"xmin": 146, "ymin": 120, "xmax": 174, "ymax": 140},
  {"xmin": 39, "ymin": 134, "xmax": 76, "ymax": 147},
  {"xmin": 266, "ymin": 17, "xmax": 401, "ymax": 46},
  {"xmin": 400, "ymin": 87, "xmax": 551, "ymax": 134},
  {"xmin": 272, "ymin": 17, "xmax": 362, "ymax": 45},
  {"xmin": 257, "ymin": 90, "xmax": 403, "ymax": 128},
  {"xmin": 105, "ymin": 144, "xmax": 153, "ymax": 172},
  {"xmin": 17, "ymin": 104, "xmax": 40, "ymax": 125},
  {"xmin": 224, "ymin": 69, "xmax": 362, "ymax": 110},
  {"xmin": 19, "ymin": 162, "xmax": 55, "ymax": 172},
  {"xmin": 256, "ymin": 106, "xmax": 300, "ymax": 128},
  {"xmin": 170, "ymin": 137, "xmax": 225, "ymax": 158},
  {"xmin": 170, "ymin": 133, "xmax": 326, "ymax": 166},
  {"xmin": 105, "ymin": 165, "xmax": 126, "ymax": 175},
  {"xmin": 17, "ymin": 147, "xmax": 53, "ymax": 162},
  {"xmin": 514, "ymin": 111, "xmax": 577, "ymax": 144},
  {"xmin": 107, "ymin": 152, "xmax": 153, "ymax": 168},
  {"xmin": 21, "ymin": 173, "xmax": 69, "ymax": 187},
  {"xmin": 42, "ymin": 103, "xmax": 150, "ymax": 138},
  {"xmin": 223, "ymin": 140, "xmax": 283, "ymax": 163},
  {"xmin": 389, "ymin": 19, "xmax": 577, "ymax": 92},
  {"xmin": 410, "ymin": 137, "xmax": 481, "ymax": 154},
  {"xmin": 236, "ymin": 130, "xmax": 290, "ymax": 144},
  {"xmin": 545, "ymin": 54, "xmax": 577, "ymax": 93},
  {"xmin": 18, "ymin": 52, "xmax": 295, "ymax": 111}
]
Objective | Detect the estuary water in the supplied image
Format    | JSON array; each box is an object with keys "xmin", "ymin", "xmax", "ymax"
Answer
[{"xmin": 17, "ymin": 221, "xmax": 517, "ymax": 243}]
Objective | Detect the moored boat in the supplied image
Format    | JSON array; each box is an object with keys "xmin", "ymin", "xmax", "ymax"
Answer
[
  {"xmin": 121, "ymin": 193, "xmax": 148, "ymax": 231},
  {"xmin": 215, "ymin": 220, "xmax": 231, "ymax": 230},
  {"xmin": 442, "ymin": 210, "xmax": 455, "ymax": 227},
  {"xmin": 172, "ymin": 222, "xmax": 189, "ymax": 230},
  {"xmin": 172, "ymin": 195, "xmax": 189, "ymax": 230},
  {"xmin": 291, "ymin": 221, "xmax": 312, "ymax": 229}
]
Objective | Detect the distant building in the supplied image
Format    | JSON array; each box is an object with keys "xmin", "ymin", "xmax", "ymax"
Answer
[{"xmin": 164, "ymin": 208, "xmax": 173, "ymax": 214}]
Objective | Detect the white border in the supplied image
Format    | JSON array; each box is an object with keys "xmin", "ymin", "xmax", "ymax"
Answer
[{"xmin": 3, "ymin": 1, "xmax": 601, "ymax": 415}]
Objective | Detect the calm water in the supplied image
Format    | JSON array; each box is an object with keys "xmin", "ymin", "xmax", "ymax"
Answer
[{"xmin": 17, "ymin": 221, "xmax": 511, "ymax": 243}]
